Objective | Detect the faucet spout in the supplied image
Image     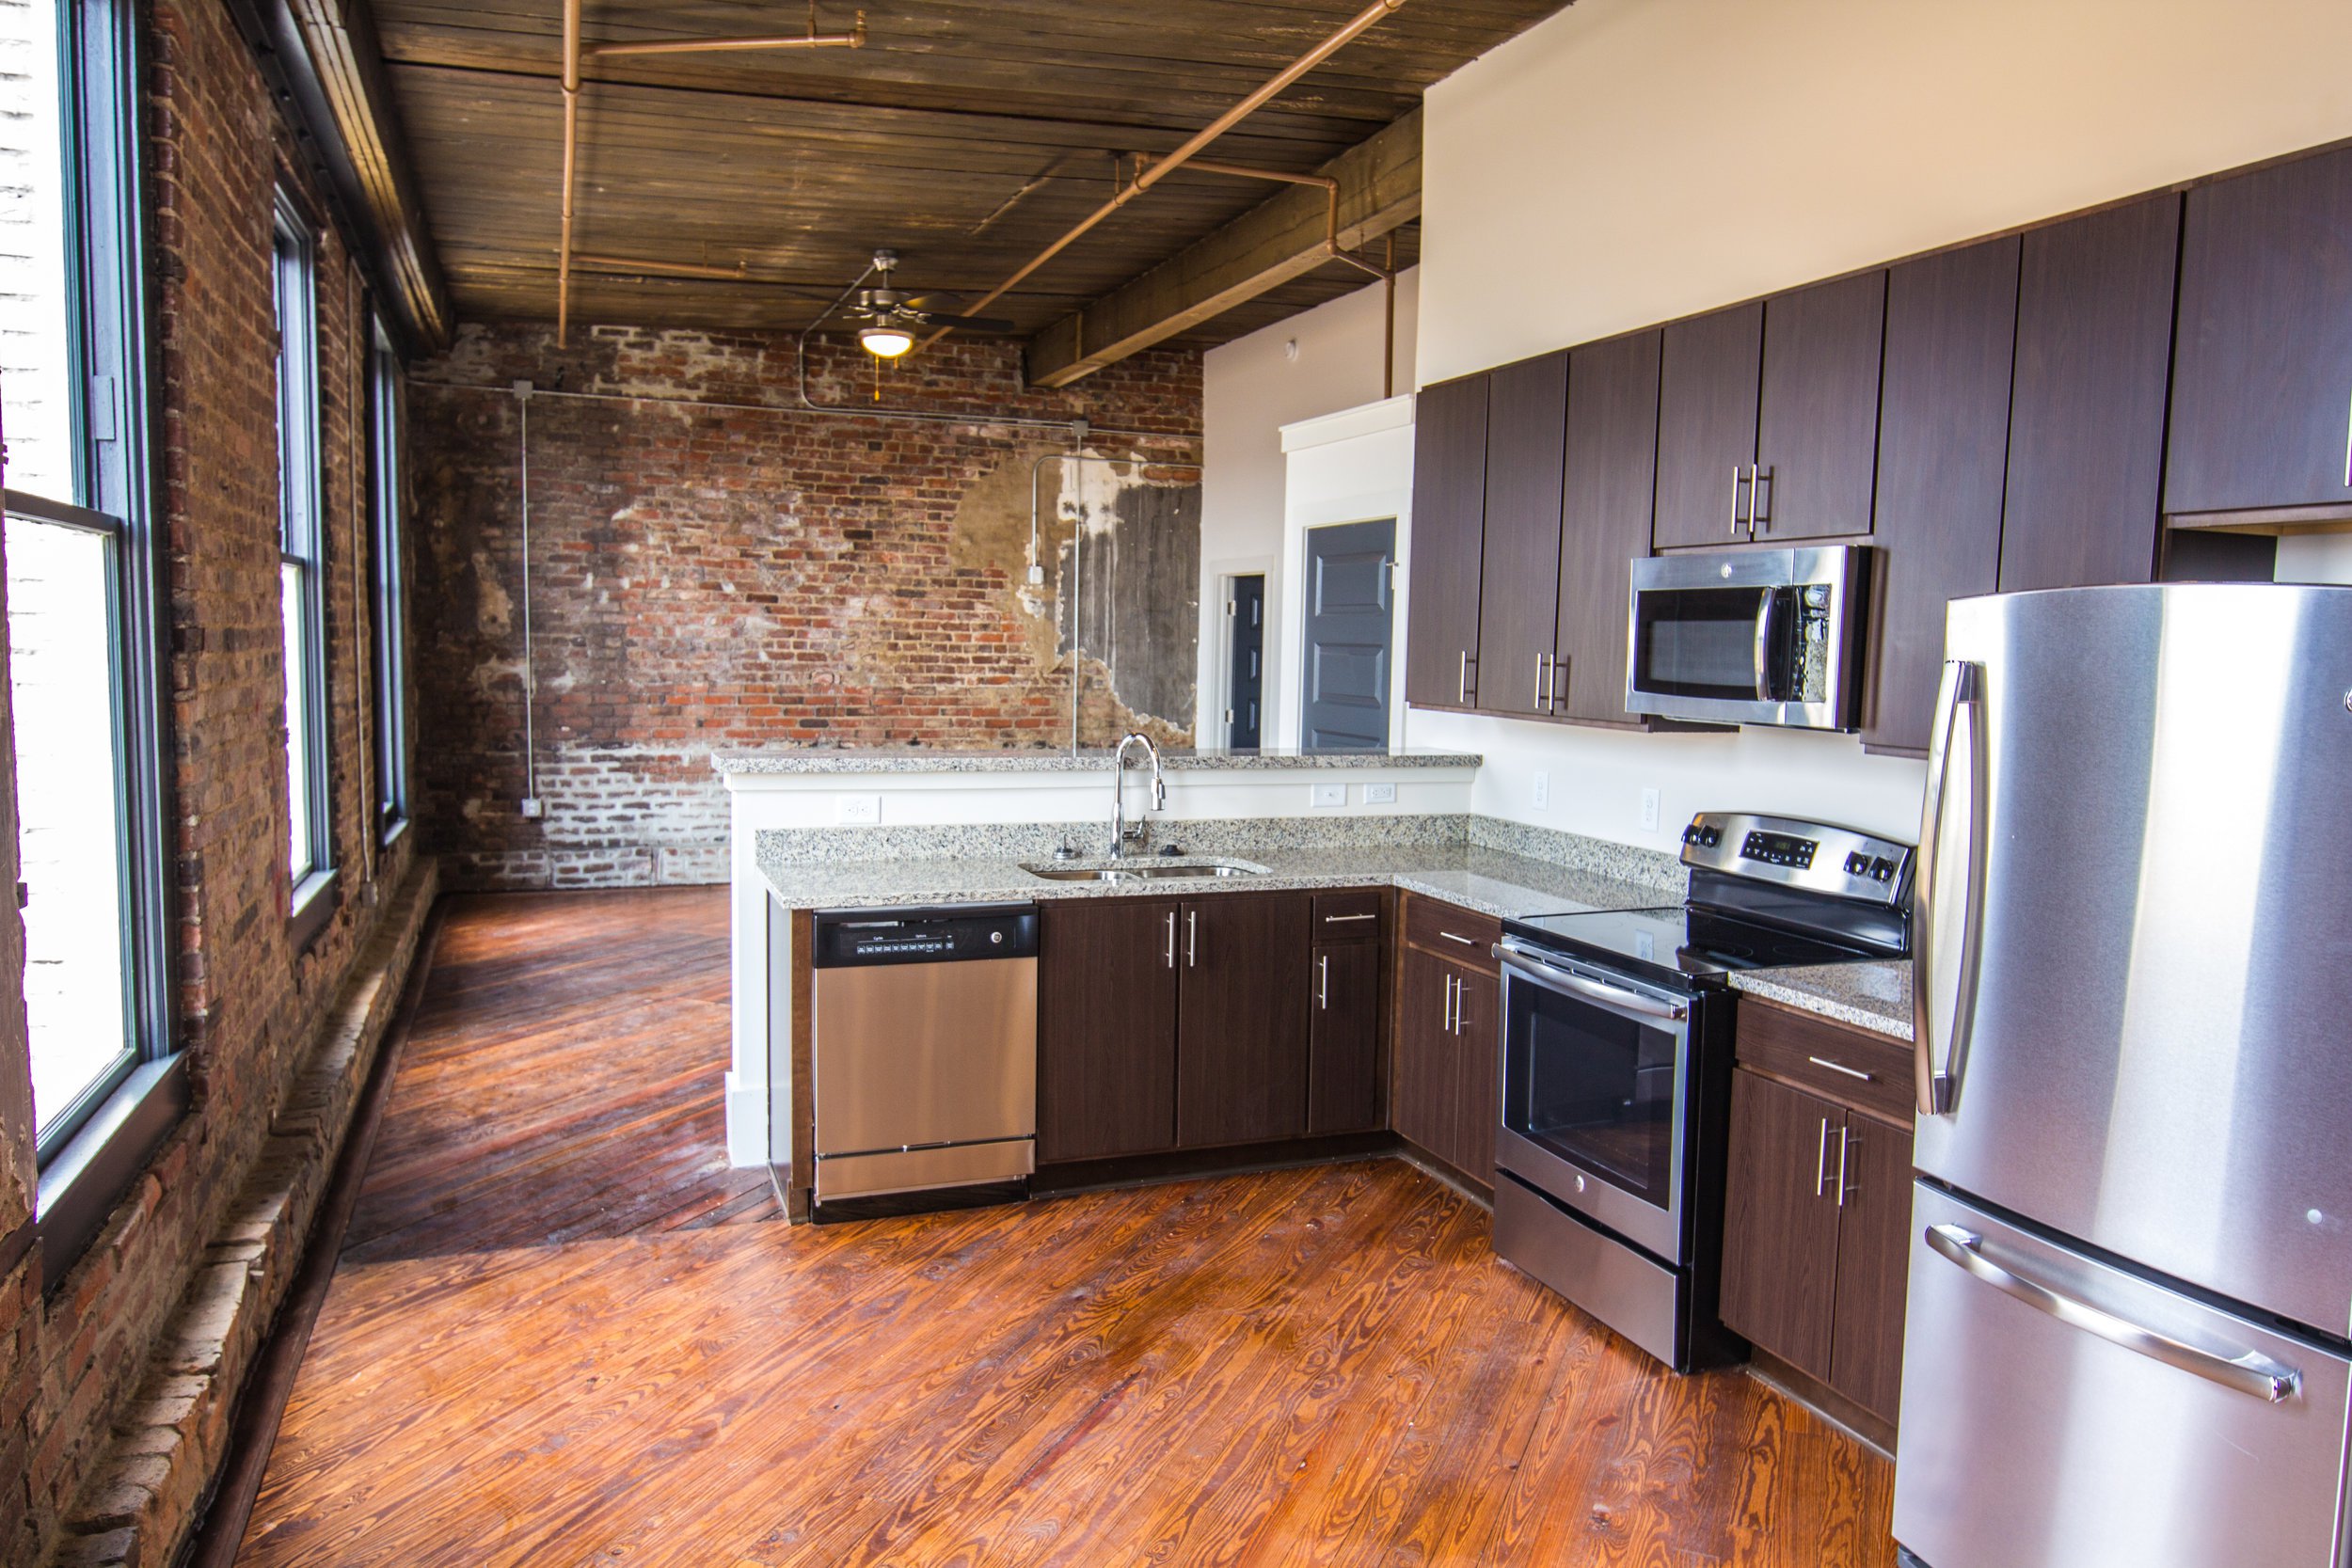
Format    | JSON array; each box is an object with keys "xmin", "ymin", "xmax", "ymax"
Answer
[{"xmin": 1110, "ymin": 732, "xmax": 1164, "ymax": 859}]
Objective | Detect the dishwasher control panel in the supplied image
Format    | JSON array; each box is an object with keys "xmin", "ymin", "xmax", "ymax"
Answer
[{"xmin": 812, "ymin": 903, "xmax": 1040, "ymax": 967}]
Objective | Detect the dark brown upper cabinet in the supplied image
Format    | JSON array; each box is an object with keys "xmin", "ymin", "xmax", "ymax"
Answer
[
  {"xmin": 1998, "ymin": 194, "xmax": 2180, "ymax": 593},
  {"xmin": 2167, "ymin": 143, "xmax": 2352, "ymax": 525},
  {"xmin": 1552, "ymin": 329, "xmax": 1661, "ymax": 725},
  {"xmin": 1654, "ymin": 302, "xmax": 1764, "ymax": 549},
  {"xmin": 1754, "ymin": 271, "xmax": 1887, "ymax": 543},
  {"xmin": 1472, "ymin": 352, "xmax": 1570, "ymax": 719},
  {"xmin": 1405, "ymin": 372, "xmax": 1490, "ymax": 708},
  {"xmin": 1864, "ymin": 236, "xmax": 2020, "ymax": 755}
]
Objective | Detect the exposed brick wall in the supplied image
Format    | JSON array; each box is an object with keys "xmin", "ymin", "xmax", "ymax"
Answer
[
  {"xmin": 408, "ymin": 324, "xmax": 1204, "ymax": 890},
  {"xmin": 0, "ymin": 0, "xmax": 424, "ymax": 1557}
]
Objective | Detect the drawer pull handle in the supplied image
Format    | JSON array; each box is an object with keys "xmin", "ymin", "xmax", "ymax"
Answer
[
  {"xmin": 1323, "ymin": 912, "xmax": 1377, "ymax": 924},
  {"xmin": 1806, "ymin": 1054, "xmax": 1875, "ymax": 1083},
  {"xmin": 1438, "ymin": 930, "xmax": 1479, "ymax": 947}
]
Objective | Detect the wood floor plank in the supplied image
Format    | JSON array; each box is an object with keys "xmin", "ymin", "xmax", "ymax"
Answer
[{"xmin": 237, "ymin": 889, "xmax": 1898, "ymax": 1568}]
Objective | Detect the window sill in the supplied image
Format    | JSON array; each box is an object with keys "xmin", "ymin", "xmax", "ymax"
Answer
[
  {"xmin": 34, "ymin": 1053, "xmax": 189, "ymax": 1282},
  {"xmin": 379, "ymin": 816, "xmax": 410, "ymax": 852},
  {"xmin": 289, "ymin": 866, "xmax": 340, "ymax": 952}
]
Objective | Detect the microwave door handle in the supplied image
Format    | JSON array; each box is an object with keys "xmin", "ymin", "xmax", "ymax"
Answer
[
  {"xmin": 1914, "ymin": 659, "xmax": 1988, "ymax": 1116},
  {"xmin": 1497, "ymin": 943, "xmax": 1690, "ymax": 1022},
  {"xmin": 1753, "ymin": 587, "xmax": 1786, "ymax": 702}
]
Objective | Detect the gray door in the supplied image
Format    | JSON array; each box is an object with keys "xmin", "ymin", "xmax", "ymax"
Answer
[{"xmin": 1299, "ymin": 520, "xmax": 1395, "ymax": 752}]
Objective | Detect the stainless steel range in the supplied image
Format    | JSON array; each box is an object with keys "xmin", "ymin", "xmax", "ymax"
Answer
[{"xmin": 1492, "ymin": 812, "xmax": 1914, "ymax": 1372}]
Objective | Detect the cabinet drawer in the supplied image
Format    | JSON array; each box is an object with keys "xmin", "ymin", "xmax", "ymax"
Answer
[
  {"xmin": 1312, "ymin": 888, "xmax": 1386, "ymax": 942},
  {"xmin": 1737, "ymin": 1000, "xmax": 1914, "ymax": 1123},
  {"xmin": 1403, "ymin": 895, "xmax": 1500, "ymax": 972}
]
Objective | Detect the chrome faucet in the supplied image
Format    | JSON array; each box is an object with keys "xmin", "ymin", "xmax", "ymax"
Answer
[{"xmin": 1109, "ymin": 732, "xmax": 1165, "ymax": 858}]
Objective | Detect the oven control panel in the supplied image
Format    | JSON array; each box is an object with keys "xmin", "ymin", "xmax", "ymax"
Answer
[{"xmin": 1680, "ymin": 812, "xmax": 1914, "ymax": 906}]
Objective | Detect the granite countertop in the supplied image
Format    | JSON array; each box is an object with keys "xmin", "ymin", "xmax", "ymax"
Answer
[
  {"xmin": 1731, "ymin": 959, "xmax": 1914, "ymax": 1041},
  {"xmin": 758, "ymin": 842, "xmax": 1672, "ymax": 923},
  {"xmin": 714, "ymin": 746, "xmax": 1483, "ymax": 776}
]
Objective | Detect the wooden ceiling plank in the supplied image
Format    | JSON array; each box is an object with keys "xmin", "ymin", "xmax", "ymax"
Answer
[{"xmin": 1025, "ymin": 106, "xmax": 1419, "ymax": 386}]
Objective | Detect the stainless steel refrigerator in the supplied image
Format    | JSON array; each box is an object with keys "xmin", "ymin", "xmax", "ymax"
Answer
[{"xmin": 1895, "ymin": 583, "xmax": 2352, "ymax": 1568}]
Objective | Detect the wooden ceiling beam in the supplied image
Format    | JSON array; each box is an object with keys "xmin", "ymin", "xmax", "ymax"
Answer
[{"xmin": 1023, "ymin": 106, "xmax": 1419, "ymax": 388}]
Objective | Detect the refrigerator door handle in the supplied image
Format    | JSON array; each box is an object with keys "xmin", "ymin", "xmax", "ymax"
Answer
[
  {"xmin": 1925, "ymin": 1224, "xmax": 2303, "ymax": 1403},
  {"xmin": 1914, "ymin": 659, "xmax": 1987, "ymax": 1116}
]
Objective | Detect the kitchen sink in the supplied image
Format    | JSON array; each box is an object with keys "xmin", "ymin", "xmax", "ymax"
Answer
[{"xmin": 1020, "ymin": 859, "xmax": 1265, "ymax": 882}]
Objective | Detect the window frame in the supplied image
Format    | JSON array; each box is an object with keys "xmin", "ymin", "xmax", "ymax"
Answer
[
  {"xmin": 271, "ymin": 193, "xmax": 336, "ymax": 938},
  {"xmin": 20, "ymin": 0, "xmax": 186, "ymax": 1272},
  {"xmin": 365, "ymin": 316, "xmax": 408, "ymax": 843}
]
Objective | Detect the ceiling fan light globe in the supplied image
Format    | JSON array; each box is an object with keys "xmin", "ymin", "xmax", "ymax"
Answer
[{"xmin": 859, "ymin": 323, "xmax": 915, "ymax": 358}]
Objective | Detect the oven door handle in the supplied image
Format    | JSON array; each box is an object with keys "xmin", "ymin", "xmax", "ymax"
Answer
[{"xmin": 1496, "ymin": 943, "xmax": 1690, "ymax": 1022}]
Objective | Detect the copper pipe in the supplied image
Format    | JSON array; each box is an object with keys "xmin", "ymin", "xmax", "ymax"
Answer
[
  {"xmin": 574, "ymin": 252, "xmax": 750, "ymax": 280},
  {"xmin": 1383, "ymin": 229, "xmax": 1395, "ymax": 399},
  {"xmin": 1164, "ymin": 157, "xmax": 1343, "ymax": 261},
  {"xmin": 925, "ymin": 0, "xmax": 1408, "ymax": 348},
  {"xmin": 586, "ymin": 22, "xmax": 862, "ymax": 57},
  {"xmin": 558, "ymin": 0, "xmax": 580, "ymax": 341}
]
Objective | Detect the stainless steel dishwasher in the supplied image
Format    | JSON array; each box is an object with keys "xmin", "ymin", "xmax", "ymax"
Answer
[{"xmin": 809, "ymin": 903, "xmax": 1039, "ymax": 1212}]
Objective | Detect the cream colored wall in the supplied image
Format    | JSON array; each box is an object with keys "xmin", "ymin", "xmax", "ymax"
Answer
[
  {"xmin": 1421, "ymin": 0, "xmax": 2352, "ymax": 383},
  {"xmin": 1197, "ymin": 268, "xmax": 1418, "ymax": 740},
  {"xmin": 1404, "ymin": 0, "xmax": 2352, "ymax": 847}
]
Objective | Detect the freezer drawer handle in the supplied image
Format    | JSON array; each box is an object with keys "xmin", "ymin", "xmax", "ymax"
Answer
[{"xmin": 1925, "ymin": 1224, "xmax": 2302, "ymax": 1404}]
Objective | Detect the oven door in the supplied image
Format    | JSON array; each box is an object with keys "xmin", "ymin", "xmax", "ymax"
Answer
[{"xmin": 1495, "ymin": 940, "xmax": 1692, "ymax": 1264}]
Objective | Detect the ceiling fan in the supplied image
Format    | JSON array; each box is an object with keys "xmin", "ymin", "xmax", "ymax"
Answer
[{"xmin": 842, "ymin": 248, "xmax": 1012, "ymax": 357}]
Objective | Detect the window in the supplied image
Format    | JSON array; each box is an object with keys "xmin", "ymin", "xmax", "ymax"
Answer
[
  {"xmin": 366, "ymin": 317, "xmax": 407, "ymax": 839},
  {"xmin": 0, "ymin": 0, "xmax": 177, "ymax": 1192},
  {"xmin": 272, "ymin": 197, "xmax": 333, "ymax": 922}
]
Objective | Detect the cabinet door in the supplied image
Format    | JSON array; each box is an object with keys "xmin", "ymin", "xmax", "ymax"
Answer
[
  {"xmin": 1755, "ymin": 271, "xmax": 1886, "ymax": 542},
  {"xmin": 1450, "ymin": 963, "xmax": 1501, "ymax": 1187},
  {"xmin": 1653, "ymin": 302, "xmax": 1763, "ymax": 549},
  {"xmin": 1718, "ymin": 1069, "xmax": 1844, "ymax": 1381},
  {"xmin": 1038, "ymin": 898, "xmax": 1179, "ymax": 1163},
  {"xmin": 1392, "ymin": 945, "xmax": 1460, "ymax": 1164},
  {"xmin": 1829, "ymin": 1112, "xmax": 1914, "ymax": 1427},
  {"xmin": 1473, "ymin": 352, "xmax": 1569, "ymax": 717},
  {"xmin": 1308, "ymin": 942, "xmax": 1382, "ymax": 1134},
  {"xmin": 1998, "ymin": 194, "xmax": 2179, "ymax": 593},
  {"xmin": 2168, "ymin": 145, "xmax": 2352, "ymax": 519},
  {"xmin": 1865, "ymin": 237, "xmax": 2019, "ymax": 753},
  {"xmin": 1176, "ymin": 893, "xmax": 1311, "ymax": 1148},
  {"xmin": 1405, "ymin": 372, "xmax": 1490, "ymax": 707},
  {"xmin": 1552, "ymin": 329, "xmax": 1661, "ymax": 724}
]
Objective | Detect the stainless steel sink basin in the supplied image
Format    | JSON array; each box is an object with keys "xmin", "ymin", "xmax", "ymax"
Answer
[{"xmin": 1021, "ymin": 860, "xmax": 1265, "ymax": 882}]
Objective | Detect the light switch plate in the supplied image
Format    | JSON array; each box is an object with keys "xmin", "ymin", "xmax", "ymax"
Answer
[
  {"xmin": 1640, "ymin": 786, "xmax": 1661, "ymax": 832},
  {"xmin": 1532, "ymin": 771, "xmax": 1549, "ymax": 810},
  {"xmin": 1362, "ymin": 782, "xmax": 1397, "ymax": 805},
  {"xmin": 835, "ymin": 793, "xmax": 882, "ymax": 824},
  {"xmin": 1311, "ymin": 782, "xmax": 1346, "ymax": 808}
]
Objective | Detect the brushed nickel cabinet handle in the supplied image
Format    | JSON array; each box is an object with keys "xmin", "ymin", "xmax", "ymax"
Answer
[
  {"xmin": 1322, "ymin": 912, "xmax": 1376, "ymax": 924},
  {"xmin": 1186, "ymin": 909, "xmax": 1198, "ymax": 968},
  {"xmin": 1164, "ymin": 910, "xmax": 1175, "ymax": 970},
  {"xmin": 1730, "ymin": 464, "xmax": 1744, "ymax": 536},
  {"xmin": 1836, "ymin": 1125, "xmax": 1851, "ymax": 1209},
  {"xmin": 1815, "ymin": 1117, "xmax": 1831, "ymax": 1199},
  {"xmin": 1807, "ymin": 1054, "xmax": 1875, "ymax": 1083},
  {"xmin": 1457, "ymin": 649, "xmax": 1470, "ymax": 704},
  {"xmin": 1317, "ymin": 954, "xmax": 1328, "ymax": 1010},
  {"xmin": 1439, "ymin": 930, "xmax": 1478, "ymax": 947},
  {"xmin": 1534, "ymin": 653, "xmax": 1549, "ymax": 709}
]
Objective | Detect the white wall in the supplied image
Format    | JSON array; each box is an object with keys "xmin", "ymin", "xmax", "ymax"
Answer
[
  {"xmin": 1403, "ymin": 0, "xmax": 2352, "ymax": 851},
  {"xmin": 1197, "ymin": 267, "xmax": 1419, "ymax": 740},
  {"xmin": 2275, "ymin": 532, "xmax": 2352, "ymax": 585}
]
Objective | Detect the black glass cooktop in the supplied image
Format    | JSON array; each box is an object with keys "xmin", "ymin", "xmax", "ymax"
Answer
[{"xmin": 1503, "ymin": 905, "xmax": 1891, "ymax": 990}]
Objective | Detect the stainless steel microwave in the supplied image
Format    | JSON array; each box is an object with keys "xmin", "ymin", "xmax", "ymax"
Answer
[{"xmin": 1624, "ymin": 546, "xmax": 1870, "ymax": 730}]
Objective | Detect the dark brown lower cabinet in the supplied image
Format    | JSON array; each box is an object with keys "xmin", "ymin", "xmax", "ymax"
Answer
[
  {"xmin": 1038, "ymin": 897, "xmax": 1180, "ymax": 1163},
  {"xmin": 1719, "ymin": 1022, "xmax": 1915, "ymax": 1433},
  {"xmin": 1451, "ymin": 966, "xmax": 1499, "ymax": 1186},
  {"xmin": 1391, "ymin": 920, "xmax": 1501, "ymax": 1189},
  {"xmin": 1177, "ymin": 893, "xmax": 1311, "ymax": 1148},
  {"xmin": 1309, "ymin": 942, "xmax": 1382, "ymax": 1134}
]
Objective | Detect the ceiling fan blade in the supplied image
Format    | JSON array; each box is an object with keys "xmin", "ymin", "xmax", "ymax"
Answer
[{"xmin": 902, "ymin": 307, "xmax": 1015, "ymax": 333}]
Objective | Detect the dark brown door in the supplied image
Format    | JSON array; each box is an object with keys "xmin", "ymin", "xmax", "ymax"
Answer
[
  {"xmin": 1755, "ymin": 271, "xmax": 1887, "ymax": 542},
  {"xmin": 1404, "ymin": 372, "xmax": 1490, "ymax": 707},
  {"xmin": 1828, "ymin": 1112, "xmax": 1914, "ymax": 1427},
  {"xmin": 1392, "ymin": 945, "xmax": 1459, "ymax": 1164},
  {"xmin": 2167, "ymin": 144, "xmax": 2352, "ymax": 519},
  {"xmin": 1553, "ymin": 329, "xmax": 1661, "ymax": 724},
  {"xmin": 1653, "ymin": 302, "xmax": 1762, "ymax": 550},
  {"xmin": 1450, "ymin": 964, "xmax": 1500, "ymax": 1187},
  {"xmin": 1474, "ymin": 352, "xmax": 1569, "ymax": 717},
  {"xmin": 1176, "ymin": 892, "xmax": 1311, "ymax": 1148},
  {"xmin": 1308, "ymin": 942, "xmax": 1381, "ymax": 1134},
  {"xmin": 1038, "ymin": 898, "xmax": 1180, "ymax": 1163},
  {"xmin": 1864, "ymin": 237, "xmax": 2020, "ymax": 754},
  {"xmin": 1998, "ymin": 194, "xmax": 2179, "ymax": 592},
  {"xmin": 1718, "ymin": 1069, "xmax": 1843, "ymax": 1381}
]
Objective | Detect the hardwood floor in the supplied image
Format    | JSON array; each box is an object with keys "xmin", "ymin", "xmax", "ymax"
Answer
[{"xmin": 237, "ymin": 890, "xmax": 1896, "ymax": 1568}]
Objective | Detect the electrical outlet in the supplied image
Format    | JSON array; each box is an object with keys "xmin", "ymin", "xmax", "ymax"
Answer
[
  {"xmin": 835, "ymin": 793, "xmax": 882, "ymax": 824},
  {"xmin": 1532, "ymin": 771, "xmax": 1549, "ymax": 810},
  {"xmin": 1363, "ymin": 782, "xmax": 1397, "ymax": 805},
  {"xmin": 519, "ymin": 797, "xmax": 544, "ymax": 819},
  {"xmin": 1311, "ymin": 781, "xmax": 1346, "ymax": 808},
  {"xmin": 1640, "ymin": 787, "xmax": 1661, "ymax": 832}
]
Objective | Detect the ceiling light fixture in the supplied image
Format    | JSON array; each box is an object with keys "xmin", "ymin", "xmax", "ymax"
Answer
[{"xmin": 859, "ymin": 322, "xmax": 914, "ymax": 358}]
